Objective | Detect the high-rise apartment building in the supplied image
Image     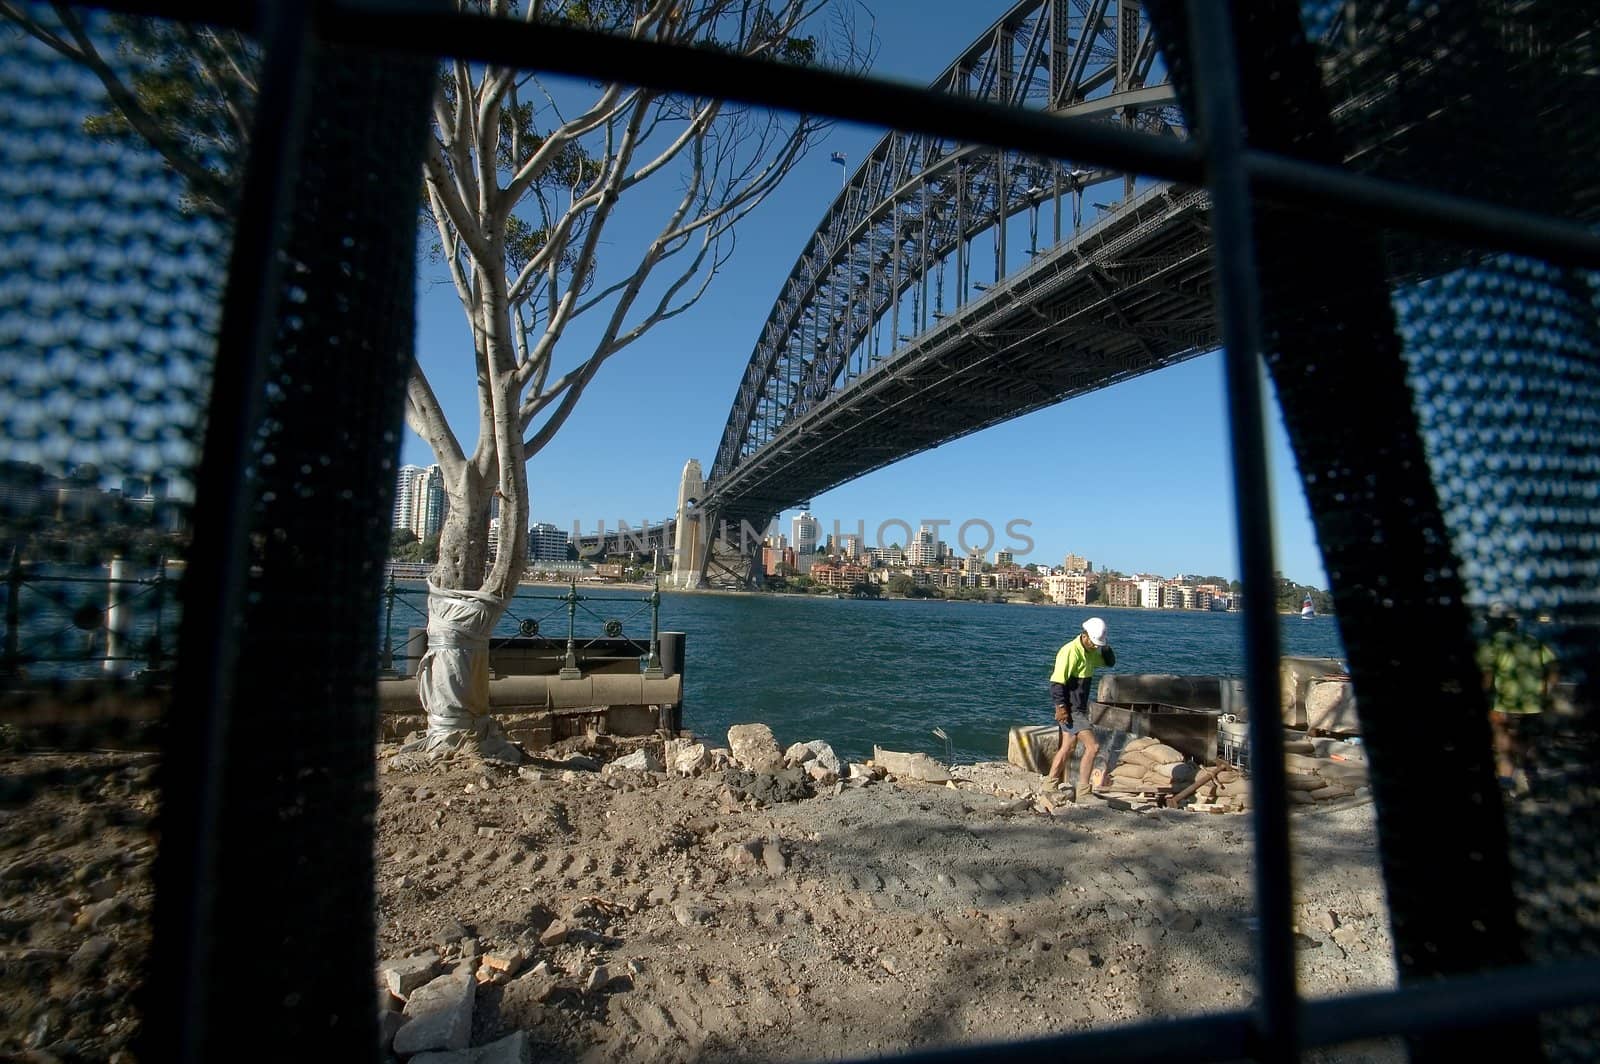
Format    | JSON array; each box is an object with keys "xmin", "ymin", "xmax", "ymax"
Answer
[
  {"xmin": 995, "ymin": 549, "xmax": 1014, "ymax": 568},
  {"xmin": 1063, "ymin": 552, "xmax": 1089, "ymax": 573},
  {"xmin": 417, "ymin": 465, "xmax": 445, "ymax": 539},
  {"xmin": 912, "ymin": 525, "xmax": 938, "ymax": 567},
  {"xmin": 791, "ymin": 511, "xmax": 819, "ymax": 555},
  {"xmin": 393, "ymin": 464, "xmax": 447, "ymax": 540},
  {"xmin": 393, "ymin": 464, "xmax": 425, "ymax": 531}
]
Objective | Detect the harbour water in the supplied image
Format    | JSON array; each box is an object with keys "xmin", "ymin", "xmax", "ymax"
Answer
[
  {"xmin": 387, "ymin": 584, "xmax": 1346, "ymax": 764},
  {"xmin": 14, "ymin": 568, "xmax": 1345, "ymax": 765}
]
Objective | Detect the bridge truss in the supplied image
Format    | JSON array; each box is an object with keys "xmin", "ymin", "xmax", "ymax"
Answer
[{"xmin": 703, "ymin": 0, "xmax": 1192, "ymax": 528}]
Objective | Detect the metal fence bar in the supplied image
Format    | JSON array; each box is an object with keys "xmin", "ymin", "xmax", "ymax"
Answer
[
  {"xmin": 75, "ymin": 1, "xmax": 1600, "ymax": 270},
  {"xmin": 1183, "ymin": 6, "xmax": 1297, "ymax": 1061},
  {"xmin": 140, "ymin": 1, "xmax": 317, "ymax": 1059}
]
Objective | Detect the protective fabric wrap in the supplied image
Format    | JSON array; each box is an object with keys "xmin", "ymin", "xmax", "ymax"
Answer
[{"xmin": 411, "ymin": 580, "xmax": 521, "ymax": 762}]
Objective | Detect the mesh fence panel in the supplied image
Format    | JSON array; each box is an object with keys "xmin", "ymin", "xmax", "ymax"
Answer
[
  {"xmin": 3, "ymin": 0, "xmax": 1598, "ymax": 1058},
  {"xmin": 1310, "ymin": 5, "xmax": 1600, "ymax": 1059},
  {"xmin": 0, "ymin": 8, "xmax": 231, "ymax": 693},
  {"xmin": 0, "ymin": 9, "xmax": 232, "ymax": 1056}
]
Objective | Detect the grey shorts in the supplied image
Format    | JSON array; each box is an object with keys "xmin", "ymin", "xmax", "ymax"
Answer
[{"xmin": 1049, "ymin": 680, "xmax": 1091, "ymax": 735}]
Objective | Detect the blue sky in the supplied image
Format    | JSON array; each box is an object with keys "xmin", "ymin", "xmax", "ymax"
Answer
[{"xmin": 403, "ymin": 2, "xmax": 1331, "ymax": 588}]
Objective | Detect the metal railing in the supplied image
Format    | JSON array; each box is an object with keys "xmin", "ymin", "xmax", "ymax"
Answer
[
  {"xmin": 1, "ymin": 552, "xmax": 174, "ymax": 678},
  {"xmin": 377, "ymin": 573, "xmax": 668, "ymax": 678}
]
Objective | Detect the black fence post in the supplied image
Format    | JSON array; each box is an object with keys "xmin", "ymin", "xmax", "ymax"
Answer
[{"xmin": 3, "ymin": 548, "xmax": 20, "ymax": 677}]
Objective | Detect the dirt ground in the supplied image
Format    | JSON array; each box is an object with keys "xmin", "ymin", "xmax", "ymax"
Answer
[
  {"xmin": 372, "ymin": 737, "xmax": 1397, "ymax": 1062},
  {"xmin": 0, "ymin": 742, "xmax": 1398, "ymax": 1062}
]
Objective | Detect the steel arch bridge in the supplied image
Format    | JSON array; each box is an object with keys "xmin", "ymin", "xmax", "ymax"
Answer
[{"xmin": 694, "ymin": 0, "xmax": 1202, "ymax": 554}]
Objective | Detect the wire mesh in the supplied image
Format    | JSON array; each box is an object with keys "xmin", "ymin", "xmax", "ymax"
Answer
[
  {"xmin": 0, "ymin": 5, "xmax": 232, "ymax": 1057},
  {"xmin": 1, "ymin": 0, "xmax": 1598, "ymax": 1059}
]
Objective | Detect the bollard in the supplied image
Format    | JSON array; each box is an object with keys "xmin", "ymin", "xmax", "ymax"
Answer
[{"xmin": 105, "ymin": 556, "xmax": 130, "ymax": 675}]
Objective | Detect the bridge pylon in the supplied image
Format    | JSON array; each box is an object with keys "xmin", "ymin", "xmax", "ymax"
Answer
[{"xmin": 667, "ymin": 459, "xmax": 707, "ymax": 590}]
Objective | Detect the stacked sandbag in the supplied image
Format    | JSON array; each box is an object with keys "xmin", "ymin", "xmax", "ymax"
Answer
[
  {"xmin": 1103, "ymin": 737, "xmax": 1197, "ymax": 793},
  {"xmin": 1180, "ymin": 765, "xmax": 1251, "ymax": 813},
  {"xmin": 1282, "ymin": 738, "xmax": 1369, "ymax": 804}
]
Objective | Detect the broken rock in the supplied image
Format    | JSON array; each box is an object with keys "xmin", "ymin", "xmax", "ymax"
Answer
[
  {"xmin": 872, "ymin": 747, "xmax": 951, "ymax": 783},
  {"xmin": 605, "ymin": 747, "xmax": 663, "ymax": 774},
  {"xmin": 672, "ymin": 743, "xmax": 710, "ymax": 777},
  {"xmin": 727, "ymin": 724, "xmax": 782, "ymax": 772},
  {"xmin": 379, "ymin": 951, "xmax": 440, "ymax": 999},
  {"xmin": 392, "ymin": 972, "xmax": 475, "ymax": 1056}
]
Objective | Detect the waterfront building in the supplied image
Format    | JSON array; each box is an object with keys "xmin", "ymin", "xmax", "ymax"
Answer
[
  {"xmin": 841, "ymin": 534, "xmax": 862, "ymax": 561},
  {"xmin": 964, "ymin": 551, "xmax": 984, "ymax": 575},
  {"xmin": 792, "ymin": 511, "xmax": 820, "ymax": 555},
  {"xmin": 760, "ymin": 545, "xmax": 796, "ymax": 577},
  {"xmin": 1103, "ymin": 579, "xmax": 1139, "ymax": 608},
  {"xmin": 995, "ymin": 549, "xmax": 1014, "ymax": 568},
  {"xmin": 911, "ymin": 526, "xmax": 938, "ymax": 567},
  {"xmin": 1135, "ymin": 577, "xmax": 1164, "ymax": 609},
  {"xmin": 1063, "ymin": 552, "xmax": 1089, "ymax": 573},
  {"xmin": 810, "ymin": 562, "xmax": 866, "ymax": 588},
  {"xmin": 1045, "ymin": 572, "xmax": 1089, "ymax": 605},
  {"xmin": 528, "ymin": 521, "xmax": 569, "ymax": 563}
]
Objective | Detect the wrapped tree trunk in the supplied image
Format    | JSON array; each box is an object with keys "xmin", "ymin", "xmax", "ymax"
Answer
[{"xmin": 402, "ymin": 464, "xmax": 523, "ymax": 762}]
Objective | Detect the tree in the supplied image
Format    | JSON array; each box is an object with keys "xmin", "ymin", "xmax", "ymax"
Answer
[
  {"xmin": 9, "ymin": 1, "xmax": 868, "ymax": 759},
  {"xmin": 391, "ymin": 528, "xmax": 420, "ymax": 558}
]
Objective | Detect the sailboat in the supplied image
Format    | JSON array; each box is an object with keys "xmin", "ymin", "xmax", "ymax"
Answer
[{"xmin": 1300, "ymin": 595, "xmax": 1316, "ymax": 619}]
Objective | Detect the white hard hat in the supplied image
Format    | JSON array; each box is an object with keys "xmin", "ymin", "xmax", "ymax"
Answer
[{"xmin": 1082, "ymin": 617, "xmax": 1108, "ymax": 646}]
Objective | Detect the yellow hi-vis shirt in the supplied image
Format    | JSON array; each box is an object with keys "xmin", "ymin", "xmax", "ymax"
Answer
[{"xmin": 1051, "ymin": 637, "xmax": 1108, "ymax": 683}]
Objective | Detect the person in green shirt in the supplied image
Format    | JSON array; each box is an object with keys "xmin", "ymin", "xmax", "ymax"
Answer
[
  {"xmin": 1046, "ymin": 617, "xmax": 1116, "ymax": 799},
  {"xmin": 1477, "ymin": 604, "xmax": 1556, "ymax": 797}
]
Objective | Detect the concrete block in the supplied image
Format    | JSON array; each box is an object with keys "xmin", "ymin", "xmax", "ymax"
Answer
[
  {"xmin": 392, "ymin": 972, "xmax": 475, "ymax": 1056},
  {"xmin": 872, "ymin": 747, "xmax": 952, "ymax": 783},
  {"xmin": 379, "ymin": 951, "xmax": 440, "ymax": 998},
  {"xmin": 1007, "ymin": 725, "xmax": 1061, "ymax": 774}
]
